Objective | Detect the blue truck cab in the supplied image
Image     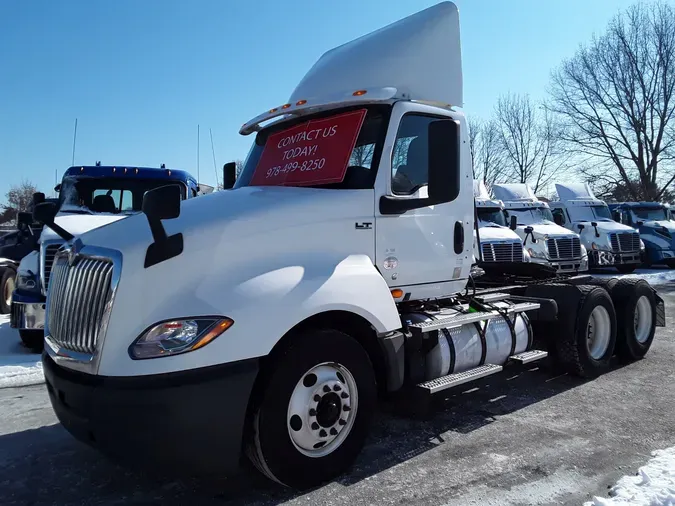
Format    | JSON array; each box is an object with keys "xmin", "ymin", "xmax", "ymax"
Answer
[
  {"xmin": 609, "ymin": 202, "xmax": 674, "ymax": 267},
  {"xmin": 10, "ymin": 164, "xmax": 205, "ymax": 350}
]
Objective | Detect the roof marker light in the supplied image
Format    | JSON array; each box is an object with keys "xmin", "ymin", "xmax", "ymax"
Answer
[
  {"xmin": 124, "ymin": 167, "xmax": 128, "ymax": 174},
  {"xmin": 269, "ymin": 108, "xmax": 278, "ymax": 113},
  {"xmin": 353, "ymin": 90, "xmax": 367, "ymax": 96},
  {"xmin": 112, "ymin": 167, "xmax": 116, "ymax": 173},
  {"xmin": 80, "ymin": 167, "xmax": 84, "ymax": 172},
  {"xmin": 296, "ymin": 100, "xmax": 307, "ymax": 106},
  {"xmin": 282, "ymin": 103, "xmax": 291, "ymax": 109},
  {"xmin": 135, "ymin": 168, "xmax": 139, "ymax": 174}
]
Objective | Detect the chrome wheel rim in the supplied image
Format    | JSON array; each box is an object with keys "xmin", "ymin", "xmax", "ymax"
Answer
[
  {"xmin": 634, "ymin": 296, "xmax": 652, "ymax": 344},
  {"xmin": 3, "ymin": 276, "xmax": 14, "ymax": 307},
  {"xmin": 287, "ymin": 362, "xmax": 358, "ymax": 458},
  {"xmin": 587, "ymin": 305, "xmax": 611, "ymax": 360}
]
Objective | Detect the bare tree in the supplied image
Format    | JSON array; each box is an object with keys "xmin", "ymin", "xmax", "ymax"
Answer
[
  {"xmin": 469, "ymin": 117, "xmax": 508, "ymax": 187},
  {"xmin": 496, "ymin": 93, "xmax": 568, "ymax": 193},
  {"xmin": 549, "ymin": 1, "xmax": 675, "ymax": 201},
  {"xmin": 1, "ymin": 180, "xmax": 39, "ymax": 224},
  {"xmin": 217, "ymin": 160, "xmax": 246, "ymax": 190}
]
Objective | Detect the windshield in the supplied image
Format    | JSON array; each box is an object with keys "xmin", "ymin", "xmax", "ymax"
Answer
[
  {"xmin": 59, "ymin": 176, "xmax": 187, "ymax": 215},
  {"xmin": 505, "ymin": 207, "xmax": 554, "ymax": 225},
  {"xmin": 567, "ymin": 204, "xmax": 613, "ymax": 222},
  {"xmin": 632, "ymin": 207, "xmax": 668, "ymax": 222},
  {"xmin": 235, "ymin": 105, "xmax": 389, "ymax": 190},
  {"xmin": 477, "ymin": 207, "xmax": 506, "ymax": 227}
]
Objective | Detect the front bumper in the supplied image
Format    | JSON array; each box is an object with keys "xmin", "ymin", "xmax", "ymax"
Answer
[
  {"xmin": 43, "ymin": 352, "xmax": 259, "ymax": 476},
  {"xmin": 589, "ymin": 250, "xmax": 641, "ymax": 267},
  {"xmin": 530, "ymin": 257, "xmax": 585, "ymax": 273},
  {"xmin": 645, "ymin": 248, "xmax": 675, "ymax": 264},
  {"xmin": 10, "ymin": 290, "xmax": 46, "ymax": 330}
]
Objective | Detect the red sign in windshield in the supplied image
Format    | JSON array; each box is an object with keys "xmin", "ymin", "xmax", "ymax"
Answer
[{"xmin": 249, "ymin": 109, "xmax": 367, "ymax": 186}]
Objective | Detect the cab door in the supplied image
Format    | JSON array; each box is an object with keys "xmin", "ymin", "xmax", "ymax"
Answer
[{"xmin": 373, "ymin": 101, "xmax": 473, "ymax": 298}]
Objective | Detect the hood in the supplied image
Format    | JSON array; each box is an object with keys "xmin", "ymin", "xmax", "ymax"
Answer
[
  {"xmin": 518, "ymin": 222, "xmax": 577, "ymax": 239},
  {"xmin": 570, "ymin": 219, "xmax": 633, "ymax": 234},
  {"xmin": 39, "ymin": 213, "xmax": 128, "ymax": 243},
  {"xmin": 476, "ymin": 225, "xmax": 521, "ymax": 242},
  {"xmin": 639, "ymin": 220, "xmax": 675, "ymax": 232}
]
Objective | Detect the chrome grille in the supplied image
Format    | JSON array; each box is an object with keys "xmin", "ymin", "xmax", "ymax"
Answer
[
  {"xmin": 481, "ymin": 241, "xmax": 523, "ymax": 263},
  {"xmin": 46, "ymin": 253, "xmax": 113, "ymax": 355},
  {"xmin": 546, "ymin": 237, "xmax": 581, "ymax": 260},
  {"xmin": 610, "ymin": 232, "xmax": 640, "ymax": 252},
  {"xmin": 42, "ymin": 243, "xmax": 63, "ymax": 293}
]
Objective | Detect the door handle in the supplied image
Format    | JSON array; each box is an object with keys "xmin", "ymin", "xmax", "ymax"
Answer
[{"xmin": 454, "ymin": 221, "xmax": 464, "ymax": 254}]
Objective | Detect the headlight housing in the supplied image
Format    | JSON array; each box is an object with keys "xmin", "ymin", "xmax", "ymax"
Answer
[
  {"xmin": 640, "ymin": 239, "xmax": 646, "ymax": 251},
  {"xmin": 129, "ymin": 317, "xmax": 233, "ymax": 360},
  {"xmin": 527, "ymin": 247, "xmax": 547, "ymax": 259},
  {"xmin": 16, "ymin": 272, "xmax": 39, "ymax": 292}
]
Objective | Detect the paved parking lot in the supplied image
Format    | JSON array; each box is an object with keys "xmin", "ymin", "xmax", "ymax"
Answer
[{"xmin": 1, "ymin": 284, "xmax": 674, "ymax": 506}]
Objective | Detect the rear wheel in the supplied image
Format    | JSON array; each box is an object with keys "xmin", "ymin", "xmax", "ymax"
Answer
[
  {"xmin": 555, "ymin": 285, "xmax": 617, "ymax": 377},
  {"xmin": 0, "ymin": 268, "xmax": 16, "ymax": 314},
  {"xmin": 19, "ymin": 329, "xmax": 44, "ymax": 352},
  {"xmin": 611, "ymin": 279, "xmax": 657, "ymax": 361},
  {"xmin": 616, "ymin": 264, "xmax": 637, "ymax": 274},
  {"xmin": 246, "ymin": 328, "xmax": 376, "ymax": 489}
]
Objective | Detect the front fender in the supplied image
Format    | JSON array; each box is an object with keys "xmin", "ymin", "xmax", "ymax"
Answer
[{"xmin": 98, "ymin": 252, "xmax": 402, "ymax": 376}]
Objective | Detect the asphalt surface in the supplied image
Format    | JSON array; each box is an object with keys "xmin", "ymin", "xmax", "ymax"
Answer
[{"xmin": 1, "ymin": 285, "xmax": 675, "ymax": 506}]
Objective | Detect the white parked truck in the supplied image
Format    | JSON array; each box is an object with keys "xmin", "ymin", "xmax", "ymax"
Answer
[
  {"xmin": 38, "ymin": 2, "xmax": 664, "ymax": 490},
  {"xmin": 549, "ymin": 183, "xmax": 642, "ymax": 273},
  {"xmin": 492, "ymin": 183, "xmax": 588, "ymax": 275},
  {"xmin": 473, "ymin": 180, "xmax": 528, "ymax": 265}
]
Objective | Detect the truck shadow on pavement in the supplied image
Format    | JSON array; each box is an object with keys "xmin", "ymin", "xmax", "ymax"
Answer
[{"xmin": 0, "ymin": 358, "xmax": 634, "ymax": 506}]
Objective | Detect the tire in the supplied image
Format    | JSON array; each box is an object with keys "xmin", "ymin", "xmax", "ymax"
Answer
[
  {"xmin": 610, "ymin": 279, "xmax": 657, "ymax": 362},
  {"xmin": 246, "ymin": 328, "xmax": 377, "ymax": 489},
  {"xmin": 555, "ymin": 285, "xmax": 617, "ymax": 377},
  {"xmin": 524, "ymin": 284, "xmax": 617, "ymax": 378},
  {"xmin": 0, "ymin": 268, "xmax": 16, "ymax": 314},
  {"xmin": 666, "ymin": 260, "xmax": 675, "ymax": 269},
  {"xmin": 19, "ymin": 329, "xmax": 44, "ymax": 352},
  {"xmin": 616, "ymin": 264, "xmax": 637, "ymax": 274}
]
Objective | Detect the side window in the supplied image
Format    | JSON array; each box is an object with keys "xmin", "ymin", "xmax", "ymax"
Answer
[
  {"xmin": 551, "ymin": 208, "xmax": 566, "ymax": 225},
  {"xmin": 622, "ymin": 211, "xmax": 631, "ymax": 226},
  {"xmin": 391, "ymin": 114, "xmax": 435, "ymax": 195}
]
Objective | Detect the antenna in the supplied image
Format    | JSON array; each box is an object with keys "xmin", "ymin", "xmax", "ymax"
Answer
[
  {"xmin": 209, "ymin": 128, "xmax": 218, "ymax": 187},
  {"xmin": 197, "ymin": 124, "xmax": 200, "ymax": 182},
  {"xmin": 71, "ymin": 118, "xmax": 78, "ymax": 166}
]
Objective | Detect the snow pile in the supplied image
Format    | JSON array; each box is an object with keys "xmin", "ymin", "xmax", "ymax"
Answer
[
  {"xmin": 585, "ymin": 447, "xmax": 675, "ymax": 505},
  {"xmin": 592, "ymin": 268, "xmax": 675, "ymax": 285},
  {"xmin": 0, "ymin": 315, "xmax": 44, "ymax": 388}
]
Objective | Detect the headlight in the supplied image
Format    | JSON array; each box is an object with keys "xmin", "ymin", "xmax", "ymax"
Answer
[
  {"xmin": 527, "ymin": 247, "xmax": 547, "ymax": 259},
  {"xmin": 16, "ymin": 273, "xmax": 39, "ymax": 292},
  {"xmin": 129, "ymin": 317, "xmax": 233, "ymax": 360}
]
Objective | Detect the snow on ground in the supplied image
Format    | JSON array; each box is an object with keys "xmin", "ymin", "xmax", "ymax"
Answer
[
  {"xmin": 585, "ymin": 447, "xmax": 675, "ymax": 505},
  {"xmin": 0, "ymin": 315, "xmax": 44, "ymax": 388},
  {"xmin": 592, "ymin": 267, "xmax": 675, "ymax": 285}
]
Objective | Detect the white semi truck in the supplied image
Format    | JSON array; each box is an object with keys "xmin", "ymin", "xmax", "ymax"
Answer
[
  {"xmin": 549, "ymin": 183, "xmax": 642, "ymax": 273},
  {"xmin": 473, "ymin": 180, "xmax": 528, "ymax": 265},
  {"xmin": 492, "ymin": 183, "xmax": 588, "ymax": 275},
  {"xmin": 37, "ymin": 3, "xmax": 663, "ymax": 490}
]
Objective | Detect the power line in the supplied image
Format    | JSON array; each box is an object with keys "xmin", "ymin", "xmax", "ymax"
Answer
[{"xmin": 210, "ymin": 128, "xmax": 218, "ymax": 187}]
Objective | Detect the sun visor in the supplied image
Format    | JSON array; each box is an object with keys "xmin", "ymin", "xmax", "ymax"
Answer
[{"xmin": 555, "ymin": 182, "xmax": 596, "ymax": 201}]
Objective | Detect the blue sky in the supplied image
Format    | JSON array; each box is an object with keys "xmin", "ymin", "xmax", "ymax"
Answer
[{"xmin": 0, "ymin": 0, "xmax": 636, "ymax": 200}]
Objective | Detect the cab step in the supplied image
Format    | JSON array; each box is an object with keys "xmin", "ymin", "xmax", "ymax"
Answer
[
  {"xmin": 508, "ymin": 349, "xmax": 548, "ymax": 365},
  {"xmin": 416, "ymin": 364, "xmax": 503, "ymax": 395}
]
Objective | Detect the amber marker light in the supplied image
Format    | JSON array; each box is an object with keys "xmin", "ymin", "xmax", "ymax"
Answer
[
  {"xmin": 191, "ymin": 318, "xmax": 234, "ymax": 350},
  {"xmin": 353, "ymin": 90, "xmax": 367, "ymax": 96},
  {"xmin": 391, "ymin": 289, "xmax": 404, "ymax": 299}
]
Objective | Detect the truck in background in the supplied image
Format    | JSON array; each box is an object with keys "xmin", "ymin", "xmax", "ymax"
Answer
[
  {"xmin": 36, "ymin": 3, "xmax": 663, "ymax": 489},
  {"xmin": 473, "ymin": 180, "xmax": 528, "ymax": 265},
  {"xmin": 549, "ymin": 183, "xmax": 642, "ymax": 274},
  {"xmin": 492, "ymin": 183, "xmax": 588, "ymax": 274},
  {"xmin": 609, "ymin": 201, "xmax": 675, "ymax": 268},
  {"xmin": 10, "ymin": 164, "xmax": 203, "ymax": 350}
]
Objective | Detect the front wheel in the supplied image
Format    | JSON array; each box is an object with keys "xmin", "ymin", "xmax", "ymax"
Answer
[
  {"xmin": 19, "ymin": 329, "xmax": 44, "ymax": 352},
  {"xmin": 247, "ymin": 329, "xmax": 376, "ymax": 489},
  {"xmin": 0, "ymin": 268, "xmax": 16, "ymax": 314},
  {"xmin": 616, "ymin": 264, "xmax": 637, "ymax": 274}
]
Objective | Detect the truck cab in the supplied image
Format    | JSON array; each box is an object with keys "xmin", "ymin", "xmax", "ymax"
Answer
[
  {"xmin": 473, "ymin": 180, "xmax": 527, "ymax": 265},
  {"xmin": 609, "ymin": 202, "xmax": 673, "ymax": 267},
  {"xmin": 550, "ymin": 183, "xmax": 641, "ymax": 273},
  {"xmin": 492, "ymin": 183, "xmax": 588, "ymax": 274},
  {"xmin": 10, "ymin": 164, "xmax": 200, "ymax": 350}
]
